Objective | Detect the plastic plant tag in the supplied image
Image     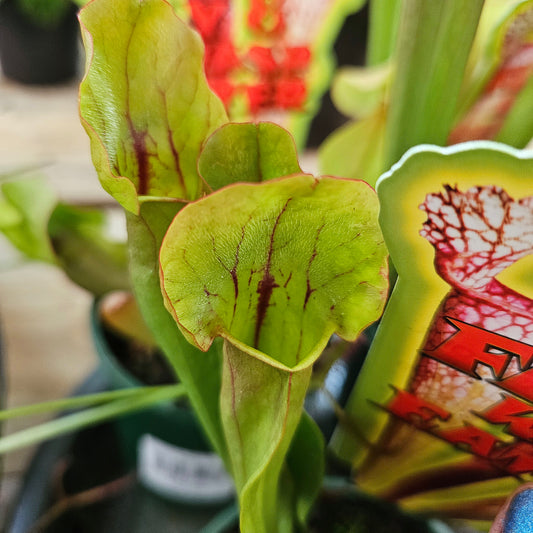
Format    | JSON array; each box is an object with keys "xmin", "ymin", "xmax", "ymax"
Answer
[
  {"xmin": 138, "ymin": 434, "xmax": 234, "ymax": 504},
  {"xmin": 332, "ymin": 142, "xmax": 533, "ymax": 527}
]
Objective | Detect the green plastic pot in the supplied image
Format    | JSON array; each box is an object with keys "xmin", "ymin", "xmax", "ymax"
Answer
[{"xmin": 90, "ymin": 299, "xmax": 234, "ymax": 506}]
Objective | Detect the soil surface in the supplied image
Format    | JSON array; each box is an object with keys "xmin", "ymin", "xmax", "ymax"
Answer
[{"xmin": 102, "ymin": 326, "xmax": 176, "ymax": 386}]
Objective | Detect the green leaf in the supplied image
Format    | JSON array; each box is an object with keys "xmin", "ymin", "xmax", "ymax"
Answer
[
  {"xmin": 0, "ymin": 199, "xmax": 21, "ymax": 229},
  {"xmin": 330, "ymin": 64, "xmax": 391, "ymax": 119},
  {"xmin": 198, "ymin": 123, "xmax": 302, "ymax": 192},
  {"xmin": 286, "ymin": 412, "xmax": 325, "ymax": 527},
  {"xmin": 78, "ymin": 0, "xmax": 227, "ymax": 213},
  {"xmin": 496, "ymin": 74, "xmax": 533, "ymax": 147},
  {"xmin": 0, "ymin": 385, "xmax": 174, "ymax": 421},
  {"xmin": 449, "ymin": 2, "xmax": 533, "ymax": 145},
  {"xmin": 160, "ymin": 175, "xmax": 388, "ymax": 365},
  {"xmin": 126, "ymin": 200, "xmax": 227, "ymax": 462},
  {"xmin": 159, "ymin": 174, "xmax": 388, "ymax": 532},
  {"xmin": 48, "ymin": 204, "xmax": 130, "ymax": 296},
  {"xmin": 221, "ymin": 341, "xmax": 313, "ymax": 533},
  {"xmin": 0, "ymin": 384, "xmax": 186, "ymax": 455},
  {"xmin": 0, "ymin": 177, "xmax": 57, "ymax": 263},
  {"xmin": 385, "ymin": 0, "xmax": 484, "ymax": 167},
  {"xmin": 456, "ymin": 0, "xmax": 533, "ymax": 121},
  {"xmin": 366, "ymin": 0, "xmax": 401, "ymax": 66},
  {"xmin": 318, "ymin": 109, "xmax": 387, "ymax": 186}
]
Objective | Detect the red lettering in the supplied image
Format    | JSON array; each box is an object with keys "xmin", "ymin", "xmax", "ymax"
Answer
[
  {"xmin": 384, "ymin": 387, "xmax": 533, "ymax": 475},
  {"xmin": 426, "ymin": 318, "xmax": 533, "ymax": 380},
  {"xmin": 386, "ymin": 388, "xmax": 450, "ymax": 430},
  {"xmin": 490, "ymin": 441, "xmax": 533, "ymax": 475},
  {"xmin": 494, "ymin": 367, "xmax": 533, "ymax": 403},
  {"xmin": 439, "ymin": 425, "xmax": 498, "ymax": 457},
  {"xmin": 479, "ymin": 395, "xmax": 533, "ymax": 442}
]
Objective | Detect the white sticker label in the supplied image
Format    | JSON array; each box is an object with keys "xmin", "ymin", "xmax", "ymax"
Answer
[{"xmin": 138, "ymin": 434, "xmax": 234, "ymax": 503}]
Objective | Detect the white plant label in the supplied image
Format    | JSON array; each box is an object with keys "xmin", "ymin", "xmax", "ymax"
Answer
[{"xmin": 138, "ymin": 434, "xmax": 234, "ymax": 503}]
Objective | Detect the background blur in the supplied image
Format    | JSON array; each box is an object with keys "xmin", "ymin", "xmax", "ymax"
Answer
[{"xmin": 0, "ymin": 45, "xmax": 107, "ymax": 524}]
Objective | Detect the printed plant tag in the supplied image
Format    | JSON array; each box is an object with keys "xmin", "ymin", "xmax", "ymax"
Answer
[
  {"xmin": 332, "ymin": 142, "xmax": 533, "ymax": 527},
  {"xmin": 138, "ymin": 434, "xmax": 234, "ymax": 503}
]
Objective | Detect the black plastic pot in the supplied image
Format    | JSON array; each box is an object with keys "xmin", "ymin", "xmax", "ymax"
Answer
[{"xmin": 0, "ymin": 0, "xmax": 79, "ymax": 84}]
